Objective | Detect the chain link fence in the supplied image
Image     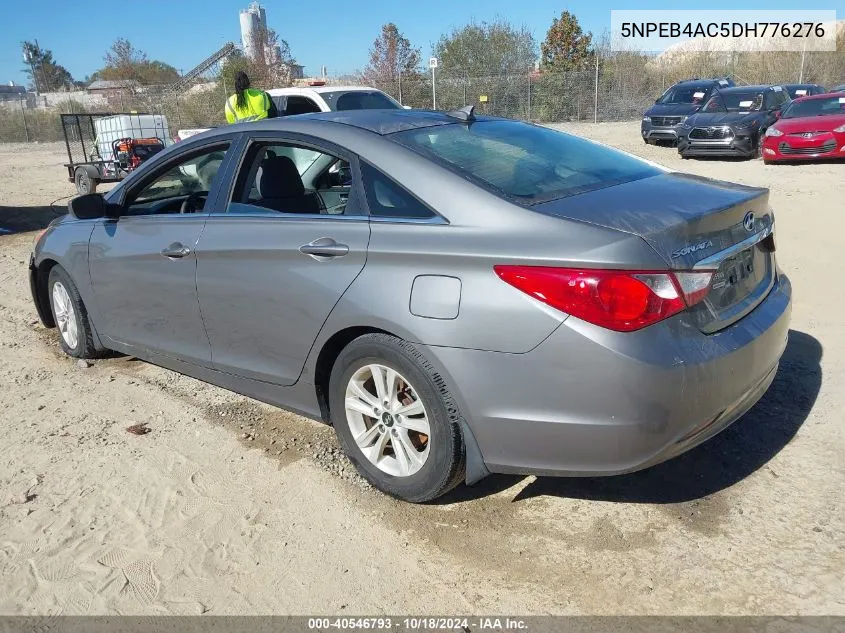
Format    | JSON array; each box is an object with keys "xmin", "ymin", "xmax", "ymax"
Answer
[
  {"xmin": 368, "ymin": 69, "xmax": 662, "ymax": 123},
  {"xmin": 2, "ymin": 53, "xmax": 842, "ymax": 143}
]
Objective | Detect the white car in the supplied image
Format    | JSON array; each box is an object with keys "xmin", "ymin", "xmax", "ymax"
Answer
[
  {"xmin": 178, "ymin": 86, "xmax": 408, "ymax": 140},
  {"xmin": 174, "ymin": 128, "xmax": 209, "ymax": 142},
  {"xmin": 266, "ymin": 85, "xmax": 406, "ymax": 115}
]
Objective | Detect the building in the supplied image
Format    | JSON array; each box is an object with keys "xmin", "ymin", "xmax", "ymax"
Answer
[
  {"xmin": 86, "ymin": 80, "xmax": 140, "ymax": 101},
  {"xmin": 0, "ymin": 83, "xmax": 27, "ymax": 104}
]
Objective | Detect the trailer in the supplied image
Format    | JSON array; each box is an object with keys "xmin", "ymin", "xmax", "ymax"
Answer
[{"xmin": 61, "ymin": 113, "xmax": 172, "ymax": 195}]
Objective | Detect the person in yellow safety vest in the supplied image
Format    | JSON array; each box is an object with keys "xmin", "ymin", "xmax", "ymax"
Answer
[{"xmin": 225, "ymin": 71, "xmax": 278, "ymax": 124}]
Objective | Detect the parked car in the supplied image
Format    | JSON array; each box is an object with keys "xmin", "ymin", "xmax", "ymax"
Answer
[
  {"xmin": 641, "ymin": 78, "xmax": 734, "ymax": 145},
  {"xmin": 761, "ymin": 92, "xmax": 845, "ymax": 163},
  {"xmin": 782, "ymin": 84, "xmax": 826, "ymax": 99},
  {"xmin": 267, "ymin": 85, "xmax": 405, "ymax": 115},
  {"xmin": 829, "ymin": 84, "xmax": 845, "ymax": 93},
  {"xmin": 174, "ymin": 128, "xmax": 211, "ymax": 142},
  {"xmin": 30, "ymin": 109, "xmax": 791, "ymax": 502},
  {"xmin": 184, "ymin": 86, "xmax": 406, "ymax": 138},
  {"xmin": 678, "ymin": 85, "xmax": 790, "ymax": 159}
]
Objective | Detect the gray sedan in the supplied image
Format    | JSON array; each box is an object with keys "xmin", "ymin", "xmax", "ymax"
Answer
[{"xmin": 29, "ymin": 109, "xmax": 792, "ymax": 502}]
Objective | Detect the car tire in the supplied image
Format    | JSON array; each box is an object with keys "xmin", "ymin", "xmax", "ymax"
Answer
[
  {"xmin": 74, "ymin": 168, "xmax": 98, "ymax": 195},
  {"xmin": 47, "ymin": 265, "xmax": 103, "ymax": 359},
  {"xmin": 328, "ymin": 333, "xmax": 465, "ymax": 502}
]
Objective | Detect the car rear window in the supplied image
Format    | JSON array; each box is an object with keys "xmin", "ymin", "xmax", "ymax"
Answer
[
  {"xmin": 391, "ymin": 120, "xmax": 661, "ymax": 203},
  {"xmin": 320, "ymin": 90, "xmax": 401, "ymax": 111}
]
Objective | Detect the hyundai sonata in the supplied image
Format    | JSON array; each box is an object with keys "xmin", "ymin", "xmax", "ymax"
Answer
[{"xmin": 30, "ymin": 108, "xmax": 792, "ymax": 502}]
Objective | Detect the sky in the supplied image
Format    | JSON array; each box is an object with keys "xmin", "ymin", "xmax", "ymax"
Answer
[{"xmin": 1, "ymin": 0, "xmax": 838, "ymax": 86}]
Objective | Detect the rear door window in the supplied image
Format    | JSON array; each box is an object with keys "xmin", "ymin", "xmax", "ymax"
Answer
[
  {"xmin": 284, "ymin": 96, "xmax": 322, "ymax": 116},
  {"xmin": 228, "ymin": 140, "xmax": 360, "ymax": 216}
]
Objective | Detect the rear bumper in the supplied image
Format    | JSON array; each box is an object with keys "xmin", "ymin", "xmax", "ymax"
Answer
[
  {"xmin": 424, "ymin": 273, "xmax": 792, "ymax": 477},
  {"xmin": 678, "ymin": 133, "xmax": 757, "ymax": 158}
]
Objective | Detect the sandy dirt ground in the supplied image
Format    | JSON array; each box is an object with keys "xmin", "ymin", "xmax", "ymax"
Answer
[{"xmin": 0, "ymin": 127, "xmax": 842, "ymax": 616}]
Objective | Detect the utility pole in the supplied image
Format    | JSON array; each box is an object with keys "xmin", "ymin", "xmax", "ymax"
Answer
[
  {"xmin": 20, "ymin": 97, "xmax": 30, "ymax": 142},
  {"xmin": 799, "ymin": 39, "xmax": 807, "ymax": 83},
  {"xmin": 593, "ymin": 53, "xmax": 599, "ymax": 124},
  {"xmin": 23, "ymin": 46, "xmax": 39, "ymax": 96},
  {"xmin": 429, "ymin": 57, "xmax": 438, "ymax": 110}
]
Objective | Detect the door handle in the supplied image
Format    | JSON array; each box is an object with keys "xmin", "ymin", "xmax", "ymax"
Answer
[
  {"xmin": 161, "ymin": 242, "xmax": 192, "ymax": 258},
  {"xmin": 299, "ymin": 237, "xmax": 349, "ymax": 259}
]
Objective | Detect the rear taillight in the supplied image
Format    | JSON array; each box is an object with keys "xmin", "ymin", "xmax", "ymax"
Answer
[{"xmin": 494, "ymin": 266, "xmax": 715, "ymax": 332}]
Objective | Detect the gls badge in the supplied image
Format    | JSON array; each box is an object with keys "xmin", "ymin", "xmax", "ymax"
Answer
[{"xmin": 671, "ymin": 240, "xmax": 713, "ymax": 259}]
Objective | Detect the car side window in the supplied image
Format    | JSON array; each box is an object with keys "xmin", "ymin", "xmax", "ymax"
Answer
[
  {"xmin": 360, "ymin": 162, "xmax": 436, "ymax": 220},
  {"xmin": 228, "ymin": 141, "xmax": 359, "ymax": 216},
  {"xmin": 284, "ymin": 96, "xmax": 321, "ymax": 115},
  {"xmin": 124, "ymin": 143, "xmax": 230, "ymax": 216}
]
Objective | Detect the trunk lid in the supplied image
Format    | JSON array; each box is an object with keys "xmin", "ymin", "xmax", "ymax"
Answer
[{"xmin": 533, "ymin": 173, "xmax": 776, "ymax": 333}]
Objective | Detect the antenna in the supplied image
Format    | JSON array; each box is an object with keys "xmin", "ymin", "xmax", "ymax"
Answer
[{"xmin": 447, "ymin": 105, "xmax": 475, "ymax": 122}]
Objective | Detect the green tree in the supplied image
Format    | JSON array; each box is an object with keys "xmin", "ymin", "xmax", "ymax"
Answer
[
  {"xmin": 541, "ymin": 10, "xmax": 593, "ymax": 72},
  {"xmin": 93, "ymin": 39, "xmax": 180, "ymax": 85},
  {"xmin": 363, "ymin": 23, "xmax": 422, "ymax": 84},
  {"xmin": 21, "ymin": 41, "xmax": 74, "ymax": 91},
  {"xmin": 433, "ymin": 20, "xmax": 537, "ymax": 77}
]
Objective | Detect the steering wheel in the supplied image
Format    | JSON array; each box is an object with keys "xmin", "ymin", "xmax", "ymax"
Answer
[{"xmin": 180, "ymin": 191, "xmax": 208, "ymax": 214}]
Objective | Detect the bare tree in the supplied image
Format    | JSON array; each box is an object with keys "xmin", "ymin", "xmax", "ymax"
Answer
[{"xmin": 363, "ymin": 23, "xmax": 422, "ymax": 84}]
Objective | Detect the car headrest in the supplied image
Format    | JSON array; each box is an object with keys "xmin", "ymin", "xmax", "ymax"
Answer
[{"xmin": 259, "ymin": 155, "xmax": 304, "ymax": 199}]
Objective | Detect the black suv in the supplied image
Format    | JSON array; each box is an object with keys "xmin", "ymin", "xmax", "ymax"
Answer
[
  {"xmin": 641, "ymin": 78, "xmax": 734, "ymax": 145},
  {"xmin": 783, "ymin": 84, "xmax": 826, "ymax": 99},
  {"xmin": 678, "ymin": 85, "xmax": 791, "ymax": 159}
]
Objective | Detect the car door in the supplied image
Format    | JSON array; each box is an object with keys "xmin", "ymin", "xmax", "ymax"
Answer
[
  {"xmin": 88, "ymin": 138, "xmax": 238, "ymax": 364},
  {"xmin": 195, "ymin": 134, "xmax": 370, "ymax": 385}
]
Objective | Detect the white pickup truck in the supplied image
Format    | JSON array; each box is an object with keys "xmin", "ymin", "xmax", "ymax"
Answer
[{"xmin": 175, "ymin": 85, "xmax": 405, "ymax": 141}]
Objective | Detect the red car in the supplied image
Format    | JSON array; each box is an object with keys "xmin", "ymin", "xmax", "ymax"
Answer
[{"xmin": 762, "ymin": 92, "xmax": 845, "ymax": 163}]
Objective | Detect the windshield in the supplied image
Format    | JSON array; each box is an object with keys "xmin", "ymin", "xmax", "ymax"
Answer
[
  {"xmin": 320, "ymin": 90, "xmax": 401, "ymax": 111},
  {"xmin": 392, "ymin": 120, "xmax": 661, "ymax": 203},
  {"xmin": 782, "ymin": 96, "xmax": 845, "ymax": 118},
  {"xmin": 657, "ymin": 85, "xmax": 710, "ymax": 105},
  {"xmin": 702, "ymin": 91, "xmax": 764, "ymax": 113}
]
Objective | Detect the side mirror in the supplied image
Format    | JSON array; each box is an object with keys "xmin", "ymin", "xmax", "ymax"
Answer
[{"xmin": 68, "ymin": 194, "xmax": 119, "ymax": 220}]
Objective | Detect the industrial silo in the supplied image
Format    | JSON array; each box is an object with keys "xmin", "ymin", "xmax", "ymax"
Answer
[{"xmin": 239, "ymin": 2, "xmax": 266, "ymax": 62}]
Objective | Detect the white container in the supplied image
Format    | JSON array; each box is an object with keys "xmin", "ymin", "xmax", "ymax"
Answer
[{"xmin": 94, "ymin": 114, "xmax": 172, "ymax": 161}]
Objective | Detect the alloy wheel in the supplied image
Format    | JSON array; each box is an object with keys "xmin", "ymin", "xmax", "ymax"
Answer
[
  {"xmin": 344, "ymin": 363, "xmax": 431, "ymax": 477},
  {"xmin": 52, "ymin": 281, "xmax": 78, "ymax": 349}
]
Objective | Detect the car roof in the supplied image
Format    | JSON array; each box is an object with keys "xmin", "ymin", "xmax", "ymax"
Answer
[
  {"xmin": 286, "ymin": 109, "xmax": 494, "ymax": 135},
  {"xmin": 715, "ymin": 85, "xmax": 779, "ymax": 93},
  {"xmin": 784, "ymin": 83, "xmax": 820, "ymax": 88},
  {"xmin": 791, "ymin": 91, "xmax": 845, "ymax": 101},
  {"xmin": 672, "ymin": 79, "xmax": 722, "ymax": 87},
  {"xmin": 267, "ymin": 85, "xmax": 381, "ymax": 95}
]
